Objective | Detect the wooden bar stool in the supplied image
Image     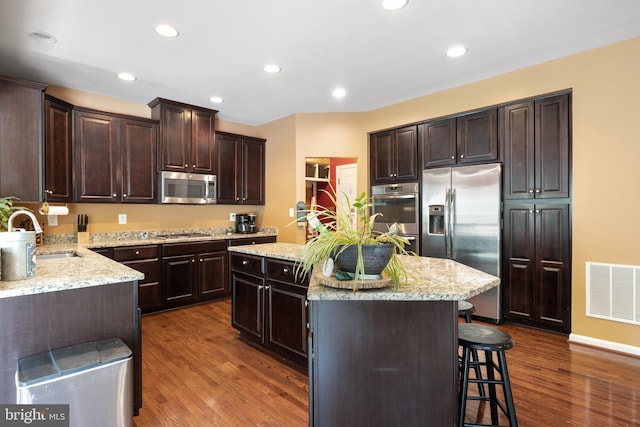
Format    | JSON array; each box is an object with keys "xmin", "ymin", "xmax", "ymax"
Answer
[
  {"xmin": 458, "ymin": 323, "xmax": 518, "ymax": 427},
  {"xmin": 457, "ymin": 301, "xmax": 484, "ymax": 397},
  {"xmin": 458, "ymin": 300, "xmax": 475, "ymax": 323}
]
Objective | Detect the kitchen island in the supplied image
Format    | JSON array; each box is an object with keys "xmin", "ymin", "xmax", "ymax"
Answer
[
  {"xmin": 0, "ymin": 245, "xmax": 143, "ymax": 413},
  {"xmin": 228, "ymin": 243, "xmax": 500, "ymax": 427}
]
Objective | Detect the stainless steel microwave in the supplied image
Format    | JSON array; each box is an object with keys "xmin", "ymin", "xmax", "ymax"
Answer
[{"xmin": 159, "ymin": 171, "xmax": 216, "ymax": 204}]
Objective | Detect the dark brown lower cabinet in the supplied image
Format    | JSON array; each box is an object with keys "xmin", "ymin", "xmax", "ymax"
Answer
[
  {"xmin": 231, "ymin": 253, "xmax": 309, "ymax": 364},
  {"xmin": 503, "ymin": 202, "xmax": 571, "ymax": 333},
  {"xmin": 113, "ymin": 245, "xmax": 162, "ymax": 312},
  {"xmin": 308, "ymin": 300, "xmax": 458, "ymax": 426},
  {"xmin": 163, "ymin": 241, "xmax": 229, "ymax": 309}
]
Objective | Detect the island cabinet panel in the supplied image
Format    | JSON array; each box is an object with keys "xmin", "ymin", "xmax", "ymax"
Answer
[
  {"xmin": 44, "ymin": 95, "xmax": 73, "ymax": 202},
  {"xmin": 230, "ymin": 253, "xmax": 309, "ymax": 364},
  {"xmin": 0, "ymin": 77, "xmax": 46, "ymax": 202},
  {"xmin": 308, "ymin": 300, "xmax": 458, "ymax": 426},
  {"xmin": 265, "ymin": 259, "xmax": 309, "ymax": 361}
]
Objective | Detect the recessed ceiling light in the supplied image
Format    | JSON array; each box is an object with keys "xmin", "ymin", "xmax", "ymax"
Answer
[
  {"xmin": 155, "ymin": 24, "xmax": 179, "ymax": 38},
  {"xmin": 332, "ymin": 87, "xmax": 347, "ymax": 99},
  {"xmin": 29, "ymin": 31, "xmax": 57, "ymax": 44},
  {"xmin": 382, "ymin": 0, "xmax": 408, "ymax": 11},
  {"xmin": 263, "ymin": 64, "xmax": 281, "ymax": 73},
  {"xmin": 446, "ymin": 45, "xmax": 468, "ymax": 58},
  {"xmin": 209, "ymin": 96, "xmax": 224, "ymax": 104},
  {"xmin": 117, "ymin": 72, "xmax": 136, "ymax": 82}
]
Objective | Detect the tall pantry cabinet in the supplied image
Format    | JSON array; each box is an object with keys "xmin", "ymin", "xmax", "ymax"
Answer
[{"xmin": 501, "ymin": 92, "xmax": 572, "ymax": 333}]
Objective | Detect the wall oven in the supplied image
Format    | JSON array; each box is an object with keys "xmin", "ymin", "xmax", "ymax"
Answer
[{"xmin": 371, "ymin": 182, "xmax": 420, "ymax": 255}]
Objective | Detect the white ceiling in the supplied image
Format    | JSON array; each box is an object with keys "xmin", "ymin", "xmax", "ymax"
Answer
[{"xmin": 1, "ymin": 0, "xmax": 639, "ymax": 126}]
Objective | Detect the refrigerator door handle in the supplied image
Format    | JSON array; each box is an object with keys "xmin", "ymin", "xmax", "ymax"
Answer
[
  {"xmin": 445, "ymin": 188, "xmax": 451, "ymax": 258},
  {"xmin": 449, "ymin": 188, "xmax": 456, "ymax": 258}
]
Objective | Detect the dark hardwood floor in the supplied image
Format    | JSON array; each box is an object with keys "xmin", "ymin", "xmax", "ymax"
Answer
[{"xmin": 134, "ymin": 299, "xmax": 640, "ymax": 426}]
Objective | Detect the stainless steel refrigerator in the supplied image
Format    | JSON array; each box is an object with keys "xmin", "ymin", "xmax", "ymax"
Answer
[{"xmin": 421, "ymin": 163, "xmax": 502, "ymax": 321}]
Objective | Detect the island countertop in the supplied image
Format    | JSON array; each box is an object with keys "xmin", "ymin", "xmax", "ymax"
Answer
[
  {"xmin": 0, "ymin": 244, "xmax": 143, "ymax": 299},
  {"xmin": 227, "ymin": 242, "xmax": 499, "ymax": 301}
]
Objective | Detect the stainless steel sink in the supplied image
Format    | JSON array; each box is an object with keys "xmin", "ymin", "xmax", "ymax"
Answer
[{"xmin": 36, "ymin": 251, "xmax": 81, "ymax": 261}]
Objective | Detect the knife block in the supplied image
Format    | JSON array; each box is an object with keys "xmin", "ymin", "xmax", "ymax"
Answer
[{"xmin": 77, "ymin": 232, "xmax": 90, "ymax": 245}]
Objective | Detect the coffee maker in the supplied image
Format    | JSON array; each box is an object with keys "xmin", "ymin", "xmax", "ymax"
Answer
[{"xmin": 236, "ymin": 213, "xmax": 257, "ymax": 234}]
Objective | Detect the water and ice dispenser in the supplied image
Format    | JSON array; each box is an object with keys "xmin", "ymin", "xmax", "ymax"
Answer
[{"xmin": 428, "ymin": 205, "xmax": 445, "ymax": 235}]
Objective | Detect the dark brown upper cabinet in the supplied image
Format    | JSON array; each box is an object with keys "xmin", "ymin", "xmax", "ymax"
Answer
[
  {"xmin": 0, "ymin": 77, "xmax": 47, "ymax": 202},
  {"xmin": 44, "ymin": 95, "xmax": 73, "ymax": 202},
  {"xmin": 73, "ymin": 107, "xmax": 158, "ymax": 203},
  {"xmin": 215, "ymin": 131, "xmax": 266, "ymax": 205},
  {"xmin": 420, "ymin": 108, "xmax": 498, "ymax": 169},
  {"xmin": 148, "ymin": 98, "xmax": 217, "ymax": 174},
  {"xmin": 369, "ymin": 125, "xmax": 418, "ymax": 185},
  {"xmin": 502, "ymin": 93, "xmax": 570, "ymax": 200}
]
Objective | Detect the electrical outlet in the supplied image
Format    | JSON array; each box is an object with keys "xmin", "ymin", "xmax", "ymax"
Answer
[
  {"xmin": 47, "ymin": 215, "xmax": 58, "ymax": 226},
  {"xmin": 229, "ymin": 213, "xmax": 236, "ymax": 222},
  {"xmin": 289, "ymin": 207, "xmax": 294, "ymax": 218},
  {"xmin": 118, "ymin": 214, "xmax": 127, "ymax": 224}
]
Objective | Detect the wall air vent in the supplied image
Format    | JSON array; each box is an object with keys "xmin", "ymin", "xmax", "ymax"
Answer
[{"xmin": 586, "ymin": 262, "xmax": 640, "ymax": 325}]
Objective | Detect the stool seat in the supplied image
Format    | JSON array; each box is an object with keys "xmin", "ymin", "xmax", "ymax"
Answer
[
  {"xmin": 458, "ymin": 323, "xmax": 514, "ymax": 351},
  {"xmin": 458, "ymin": 301, "xmax": 475, "ymax": 323}
]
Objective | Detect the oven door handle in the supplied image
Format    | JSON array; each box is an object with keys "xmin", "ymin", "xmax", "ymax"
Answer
[{"xmin": 372, "ymin": 194, "xmax": 418, "ymax": 200}]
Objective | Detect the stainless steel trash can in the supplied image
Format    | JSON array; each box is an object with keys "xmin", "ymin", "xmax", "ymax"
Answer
[{"xmin": 16, "ymin": 338, "xmax": 133, "ymax": 427}]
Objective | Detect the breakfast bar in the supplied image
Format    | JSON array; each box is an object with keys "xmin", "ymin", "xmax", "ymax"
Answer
[
  {"xmin": 307, "ymin": 255, "xmax": 499, "ymax": 427},
  {"xmin": 0, "ymin": 245, "xmax": 143, "ymax": 412}
]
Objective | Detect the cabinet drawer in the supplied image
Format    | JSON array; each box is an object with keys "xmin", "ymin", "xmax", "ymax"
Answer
[
  {"xmin": 113, "ymin": 245, "xmax": 160, "ymax": 261},
  {"xmin": 230, "ymin": 253, "xmax": 264, "ymax": 276},
  {"xmin": 228, "ymin": 236, "xmax": 276, "ymax": 246},
  {"xmin": 163, "ymin": 241, "xmax": 227, "ymax": 257},
  {"xmin": 266, "ymin": 259, "xmax": 308, "ymax": 286}
]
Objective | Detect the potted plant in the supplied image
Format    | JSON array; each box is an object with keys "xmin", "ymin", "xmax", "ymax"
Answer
[
  {"xmin": 0, "ymin": 196, "xmax": 30, "ymax": 232},
  {"xmin": 295, "ymin": 189, "xmax": 413, "ymax": 288}
]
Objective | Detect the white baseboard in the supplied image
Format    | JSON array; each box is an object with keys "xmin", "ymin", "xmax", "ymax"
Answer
[{"xmin": 569, "ymin": 333, "xmax": 640, "ymax": 357}]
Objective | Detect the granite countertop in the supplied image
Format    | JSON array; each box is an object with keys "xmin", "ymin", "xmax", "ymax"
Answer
[
  {"xmin": 228, "ymin": 242, "xmax": 304, "ymax": 262},
  {"xmin": 0, "ymin": 244, "xmax": 143, "ymax": 299},
  {"xmin": 226, "ymin": 243, "xmax": 500, "ymax": 301},
  {"xmin": 1, "ymin": 228, "xmax": 278, "ymax": 300}
]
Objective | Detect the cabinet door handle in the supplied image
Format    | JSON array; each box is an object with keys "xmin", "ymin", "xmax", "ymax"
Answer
[
  {"xmin": 451, "ymin": 156, "xmax": 455, "ymax": 159},
  {"xmin": 135, "ymin": 250, "xmax": 139, "ymax": 255},
  {"xmin": 113, "ymin": 193, "xmax": 117, "ymax": 197},
  {"xmin": 535, "ymin": 189, "xmax": 541, "ymax": 193},
  {"xmin": 460, "ymin": 154, "xmax": 465, "ymax": 158},
  {"xmin": 258, "ymin": 285, "xmax": 264, "ymax": 290},
  {"xmin": 123, "ymin": 193, "xmax": 127, "ymax": 198},
  {"xmin": 184, "ymin": 164, "xmax": 188, "ymax": 168},
  {"xmin": 242, "ymin": 259, "xmax": 249, "ymax": 266},
  {"xmin": 283, "ymin": 267, "xmax": 289, "ymax": 274},
  {"xmin": 193, "ymin": 164, "xmax": 196, "ymax": 168},
  {"xmin": 192, "ymin": 259, "xmax": 195, "ymax": 263},
  {"xmin": 529, "ymin": 189, "xmax": 534, "ymax": 193}
]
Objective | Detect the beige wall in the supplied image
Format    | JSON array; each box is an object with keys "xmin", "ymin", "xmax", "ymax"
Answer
[{"xmin": 40, "ymin": 36, "xmax": 640, "ymax": 350}]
